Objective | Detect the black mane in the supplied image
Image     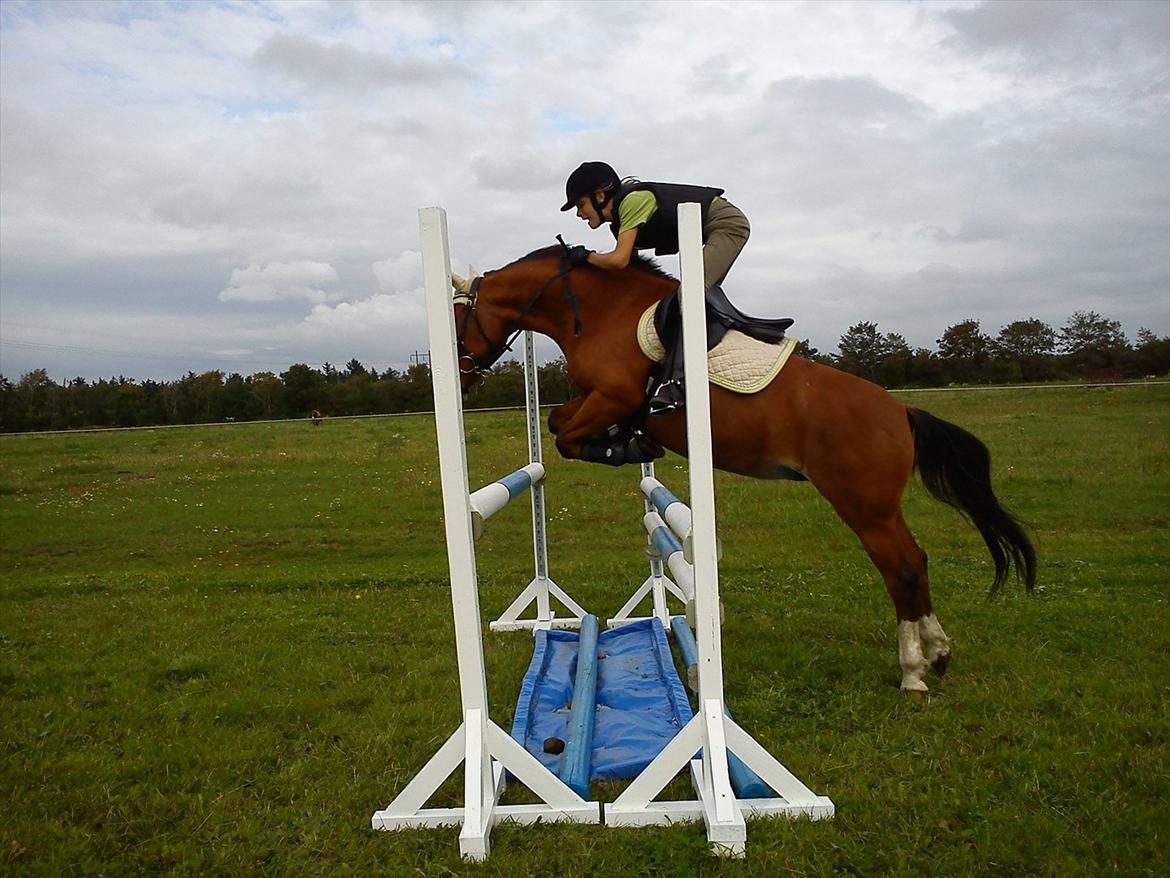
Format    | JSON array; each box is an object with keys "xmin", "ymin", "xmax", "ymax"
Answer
[{"xmin": 511, "ymin": 245, "xmax": 675, "ymax": 280}]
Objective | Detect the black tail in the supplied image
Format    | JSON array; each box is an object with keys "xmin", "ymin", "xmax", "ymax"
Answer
[{"xmin": 907, "ymin": 408, "xmax": 1036, "ymax": 593}]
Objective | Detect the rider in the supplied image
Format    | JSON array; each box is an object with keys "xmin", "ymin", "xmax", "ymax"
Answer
[{"xmin": 560, "ymin": 161, "xmax": 750, "ymax": 414}]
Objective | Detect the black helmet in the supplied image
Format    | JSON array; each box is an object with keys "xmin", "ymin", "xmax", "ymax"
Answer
[{"xmin": 560, "ymin": 161, "xmax": 620, "ymax": 211}]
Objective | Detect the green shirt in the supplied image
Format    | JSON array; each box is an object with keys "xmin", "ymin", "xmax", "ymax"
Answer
[{"xmin": 617, "ymin": 189, "xmax": 657, "ymax": 234}]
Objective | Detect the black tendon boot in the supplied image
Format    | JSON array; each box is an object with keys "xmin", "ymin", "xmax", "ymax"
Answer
[{"xmin": 580, "ymin": 427, "xmax": 664, "ymax": 466}]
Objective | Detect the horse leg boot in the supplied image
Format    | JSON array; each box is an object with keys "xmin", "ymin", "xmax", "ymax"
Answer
[
  {"xmin": 552, "ymin": 390, "xmax": 659, "ymax": 465},
  {"xmin": 579, "ymin": 429, "xmax": 663, "ymax": 466},
  {"xmin": 918, "ymin": 612, "xmax": 951, "ymax": 676},
  {"xmin": 552, "ymin": 396, "xmax": 662, "ymax": 466},
  {"xmin": 853, "ymin": 514, "xmax": 933, "ymax": 695}
]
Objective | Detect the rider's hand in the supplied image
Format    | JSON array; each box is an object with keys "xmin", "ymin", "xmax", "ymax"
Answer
[{"xmin": 567, "ymin": 245, "xmax": 593, "ymax": 268}]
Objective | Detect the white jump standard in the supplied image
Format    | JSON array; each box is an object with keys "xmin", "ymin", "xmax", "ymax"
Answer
[
  {"xmin": 604, "ymin": 204, "xmax": 832, "ymax": 854},
  {"xmin": 370, "ymin": 208, "xmax": 600, "ymax": 859},
  {"xmin": 487, "ymin": 328, "xmax": 589, "ymax": 632}
]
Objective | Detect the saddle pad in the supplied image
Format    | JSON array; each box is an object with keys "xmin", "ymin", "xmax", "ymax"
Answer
[{"xmin": 637, "ymin": 304, "xmax": 799, "ymax": 394}]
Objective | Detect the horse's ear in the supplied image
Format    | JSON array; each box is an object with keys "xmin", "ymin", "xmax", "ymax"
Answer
[
  {"xmin": 451, "ymin": 271, "xmax": 472, "ymax": 295},
  {"xmin": 468, "ymin": 265, "xmax": 479, "ymax": 278}
]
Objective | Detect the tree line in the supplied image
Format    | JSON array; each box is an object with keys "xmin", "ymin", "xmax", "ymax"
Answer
[{"xmin": 2, "ymin": 310, "xmax": 1166, "ymax": 433}]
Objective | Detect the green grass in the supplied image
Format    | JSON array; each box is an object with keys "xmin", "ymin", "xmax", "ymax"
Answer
[{"xmin": 2, "ymin": 385, "xmax": 1167, "ymax": 876}]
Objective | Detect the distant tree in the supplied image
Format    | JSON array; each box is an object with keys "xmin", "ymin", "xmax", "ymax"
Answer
[
  {"xmin": 344, "ymin": 358, "xmax": 368, "ymax": 378},
  {"xmin": 187, "ymin": 370, "xmax": 224, "ymax": 422},
  {"xmin": 834, "ymin": 322, "xmax": 913, "ymax": 386},
  {"xmin": 793, "ymin": 339, "xmax": 833, "ymax": 366},
  {"xmin": 937, "ymin": 319, "xmax": 993, "ymax": 383},
  {"xmin": 0, "ymin": 374, "xmax": 16, "ymax": 431},
  {"xmin": 16, "ymin": 369, "xmax": 57, "ymax": 429},
  {"xmin": 996, "ymin": 318, "xmax": 1057, "ymax": 382},
  {"xmin": 794, "ymin": 339, "xmax": 818, "ymax": 359},
  {"xmin": 877, "ymin": 333, "xmax": 912, "ymax": 387},
  {"xmin": 1132, "ymin": 328, "xmax": 1170, "ymax": 377},
  {"xmin": 536, "ymin": 358, "xmax": 573, "ymax": 404},
  {"xmin": 220, "ymin": 373, "xmax": 261, "ymax": 421},
  {"xmin": 1058, "ymin": 310, "xmax": 1127, "ymax": 354},
  {"xmin": 467, "ymin": 359, "xmax": 526, "ymax": 409},
  {"xmin": 281, "ymin": 364, "xmax": 327, "ymax": 415},
  {"xmin": 250, "ymin": 372, "xmax": 282, "ymax": 418},
  {"xmin": 1058, "ymin": 310, "xmax": 1130, "ymax": 377},
  {"xmin": 905, "ymin": 347, "xmax": 947, "ymax": 387},
  {"xmin": 997, "ymin": 319, "xmax": 1056, "ymax": 359},
  {"xmin": 400, "ymin": 363, "xmax": 433, "ymax": 411},
  {"xmin": 835, "ymin": 322, "xmax": 888, "ymax": 383}
]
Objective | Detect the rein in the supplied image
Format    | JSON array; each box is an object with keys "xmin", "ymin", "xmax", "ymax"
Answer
[{"xmin": 454, "ymin": 254, "xmax": 584, "ymax": 376}]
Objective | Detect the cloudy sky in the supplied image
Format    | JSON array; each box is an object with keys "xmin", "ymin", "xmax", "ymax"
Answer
[{"xmin": 1, "ymin": 0, "xmax": 1167, "ymax": 381}]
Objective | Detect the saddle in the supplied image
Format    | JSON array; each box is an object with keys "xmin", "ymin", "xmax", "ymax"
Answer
[{"xmin": 652, "ymin": 285, "xmax": 794, "ymax": 352}]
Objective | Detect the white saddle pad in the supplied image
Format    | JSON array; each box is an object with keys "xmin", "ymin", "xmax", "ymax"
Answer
[{"xmin": 636, "ymin": 304, "xmax": 798, "ymax": 394}]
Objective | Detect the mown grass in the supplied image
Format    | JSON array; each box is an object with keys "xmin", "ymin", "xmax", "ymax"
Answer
[{"xmin": 1, "ymin": 384, "xmax": 1167, "ymax": 877}]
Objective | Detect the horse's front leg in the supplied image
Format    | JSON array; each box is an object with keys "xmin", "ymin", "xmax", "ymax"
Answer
[
  {"xmin": 548, "ymin": 396, "xmax": 586, "ymax": 436},
  {"xmin": 552, "ymin": 390, "xmax": 661, "ymax": 466}
]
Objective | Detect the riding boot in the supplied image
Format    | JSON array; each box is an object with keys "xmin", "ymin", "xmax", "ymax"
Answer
[{"xmin": 648, "ymin": 342, "xmax": 686, "ymax": 416}]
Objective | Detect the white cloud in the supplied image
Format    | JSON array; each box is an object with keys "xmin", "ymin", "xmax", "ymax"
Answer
[
  {"xmin": 219, "ymin": 262, "xmax": 342, "ymax": 304},
  {"xmin": 0, "ymin": 0, "xmax": 1166, "ymax": 381},
  {"xmin": 372, "ymin": 250, "xmax": 422, "ymax": 294},
  {"xmin": 293, "ymin": 291, "xmax": 426, "ymax": 344}
]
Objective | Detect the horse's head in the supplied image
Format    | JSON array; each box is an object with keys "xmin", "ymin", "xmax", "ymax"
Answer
[
  {"xmin": 448, "ymin": 248, "xmax": 575, "ymax": 392},
  {"xmin": 449, "ymin": 266, "xmax": 494, "ymax": 391}
]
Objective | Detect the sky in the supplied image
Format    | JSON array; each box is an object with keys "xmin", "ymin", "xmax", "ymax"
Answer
[{"xmin": 1, "ymin": 0, "xmax": 1167, "ymax": 382}]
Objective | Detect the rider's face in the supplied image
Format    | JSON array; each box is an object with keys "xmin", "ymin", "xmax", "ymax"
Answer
[{"xmin": 574, "ymin": 191, "xmax": 608, "ymax": 229}]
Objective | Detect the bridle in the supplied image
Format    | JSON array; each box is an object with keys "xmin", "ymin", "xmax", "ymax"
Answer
[{"xmin": 453, "ymin": 245, "xmax": 584, "ymax": 376}]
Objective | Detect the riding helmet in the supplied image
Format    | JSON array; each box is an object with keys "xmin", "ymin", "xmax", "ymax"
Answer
[{"xmin": 560, "ymin": 161, "xmax": 621, "ymax": 211}]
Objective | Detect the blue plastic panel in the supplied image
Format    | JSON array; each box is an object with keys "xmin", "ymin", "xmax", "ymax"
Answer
[{"xmin": 510, "ymin": 618, "xmax": 693, "ymax": 781}]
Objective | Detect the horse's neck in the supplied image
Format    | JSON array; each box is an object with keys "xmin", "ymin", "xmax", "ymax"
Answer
[{"xmin": 517, "ymin": 269, "xmax": 670, "ymax": 347}]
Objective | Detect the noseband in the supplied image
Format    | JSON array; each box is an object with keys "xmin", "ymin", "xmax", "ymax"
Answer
[{"xmin": 453, "ymin": 256, "xmax": 584, "ymax": 376}]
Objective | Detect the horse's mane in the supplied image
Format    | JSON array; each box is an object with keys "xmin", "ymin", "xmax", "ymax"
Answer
[{"xmin": 510, "ymin": 245, "xmax": 676, "ymax": 281}]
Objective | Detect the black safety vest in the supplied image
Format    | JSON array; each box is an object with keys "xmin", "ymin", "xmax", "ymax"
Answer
[{"xmin": 609, "ymin": 181, "xmax": 725, "ymax": 256}]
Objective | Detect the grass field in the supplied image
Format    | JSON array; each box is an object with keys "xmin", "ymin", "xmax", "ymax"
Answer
[{"xmin": 2, "ymin": 383, "xmax": 1167, "ymax": 877}]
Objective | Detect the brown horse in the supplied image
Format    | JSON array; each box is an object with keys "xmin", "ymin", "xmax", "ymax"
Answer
[{"xmin": 451, "ymin": 246, "xmax": 1036, "ymax": 694}]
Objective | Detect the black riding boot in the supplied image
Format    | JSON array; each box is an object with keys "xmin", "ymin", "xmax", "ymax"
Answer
[{"xmin": 648, "ymin": 341, "xmax": 686, "ymax": 416}]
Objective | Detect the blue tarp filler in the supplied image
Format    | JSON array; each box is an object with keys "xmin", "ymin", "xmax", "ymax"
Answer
[{"xmin": 510, "ymin": 618, "xmax": 693, "ymax": 781}]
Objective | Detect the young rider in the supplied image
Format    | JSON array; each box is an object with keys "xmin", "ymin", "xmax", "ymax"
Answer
[{"xmin": 560, "ymin": 161, "xmax": 750, "ymax": 413}]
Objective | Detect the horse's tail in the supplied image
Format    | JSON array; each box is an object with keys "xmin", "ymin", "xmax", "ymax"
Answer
[{"xmin": 907, "ymin": 407, "xmax": 1036, "ymax": 594}]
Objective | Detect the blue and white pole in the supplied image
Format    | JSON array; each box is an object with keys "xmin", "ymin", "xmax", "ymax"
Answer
[{"xmin": 469, "ymin": 462, "xmax": 546, "ymax": 541}]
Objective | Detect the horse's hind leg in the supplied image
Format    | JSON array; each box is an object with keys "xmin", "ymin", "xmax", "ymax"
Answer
[
  {"xmin": 850, "ymin": 511, "xmax": 946, "ymax": 693},
  {"xmin": 919, "ymin": 611, "xmax": 951, "ymax": 676}
]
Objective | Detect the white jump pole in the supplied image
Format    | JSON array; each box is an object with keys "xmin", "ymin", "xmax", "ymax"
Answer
[
  {"xmin": 489, "ymin": 330, "xmax": 589, "ymax": 631},
  {"xmin": 605, "ymin": 203, "xmax": 833, "ymax": 856},
  {"xmin": 371, "ymin": 208, "xmax": 601, "ymax": 859},
  {"xmin": 608, "ymin": 463, "xmax": 687, "ymax": 627}
]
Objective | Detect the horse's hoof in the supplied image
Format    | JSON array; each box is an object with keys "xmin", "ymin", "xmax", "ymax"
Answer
[
  {"xmin": 931, "ymin": 652, "xmax": 951, "ymax": 676},
  {"xmin": 902, "ymin": 687, "xmax": 928, "ymax": 701}
]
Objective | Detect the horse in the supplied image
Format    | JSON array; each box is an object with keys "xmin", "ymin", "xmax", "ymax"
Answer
[{"xmin": 449, "ymin": 245, "xmax": 1036, "ymax": 694}]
